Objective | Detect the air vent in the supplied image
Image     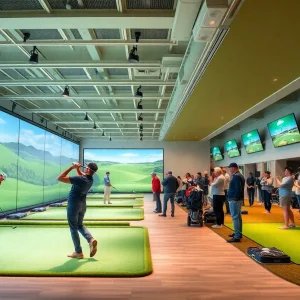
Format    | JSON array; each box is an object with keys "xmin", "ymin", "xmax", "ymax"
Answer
[
  {"xmin": 134, "ymin": 69, "xmax": 160, "ymax": 77},
  {"xmin": 0, "ymin": 0, "xmax": 43, "ymax": 10},
  {"xmin": 126, "ymin": 0, "xmax": 175, "ymax": 9},
  {"xmin": 20, "ymin": 29, "xmax": 63, "ymax": 40},
  {"xmin": 130, "ymin": 29, "xmax": 169, "ymax": 40},
  {"xmin": 48, "ymin": 0, "xmax": 117, "ymax": 9}
]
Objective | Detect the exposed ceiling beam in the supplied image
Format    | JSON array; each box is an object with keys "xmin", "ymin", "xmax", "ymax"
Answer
[
  {"xmin": 37, "ymin": 0, "xmax": 52, "ymax": 14},
  {"xmin": 0, "ymin": 40, "xmax": 177, "ymax": 47},
  {"xmin": 0, "ymin": 13, "xmax": 174, "ymax": 30},
  {"xmin": 24, "ymin": 109, "xmax": 165, "ymax": 114},
  {"xmin": 0, "ymin": 62, "xmax": 161, "ymax": 69},
  {"xmin": 0, "ymin": 80, "xmax": 175, "ymax": 87},
  {"xmin": 55, "ymin": 121, "xmax": 161, "ymax": 124},
  {"xmin": 0, "ymin": 95, "xmax": 170, "ymax": 101}
]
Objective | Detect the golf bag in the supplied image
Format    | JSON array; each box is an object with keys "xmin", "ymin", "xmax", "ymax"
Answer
[
  {"xmin": 186, "ymin": 190, "xmax": 203, "ymax": 227},
  {"xmin": 247, "ymin": 247, "xmax": 291, "ymax": 264}
]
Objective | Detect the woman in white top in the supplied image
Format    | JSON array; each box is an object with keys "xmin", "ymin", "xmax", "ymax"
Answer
[{"xmin": 294, "ymin": 174, "xmax": 300, "ymax": 212}]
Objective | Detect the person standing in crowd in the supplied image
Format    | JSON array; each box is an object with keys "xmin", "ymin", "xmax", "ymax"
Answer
[
  {"xmin": 195, "ymin": 172, "xmax": 203, "ymax": 189},
  {"xmin": 246, "ymin": 172, "xmax": 256, "ymax": 207},
  {"xmin": 256, "ymin": 175, "xmax": 264, "ymax": 204},
  {"xmin": 260, "ymin": 171, "xmax": 274, "ymax": 214},
  {"xmin": 0, "ymin": 173, "xmax": 7, "ymax": 185},
  {"xmin": 222, "ymin": 167, "xmax": 231, "ymax": 215},
  {"xmin": 202, "ymin": 171, "xmax": 210, "ymax": 206},
  {"xmin": 211, "ymin": 167, "xmax": 225, "ymax": 229},
  {"xmin": 227, "ymin": 163, "xmax": 245, "ymax": 243},
  {"xmin": 103, "ymin": 171, "xmax": 112, "ymax": 205},
  {"xmin": 159, "ymin": 171, "xmax": 179, "ymax": 217},
  {"xmin": 276, "ymin": 167, "xmax": 296, "ymax": 229},
  {"xmin": 57, "ymin": 162, "xmax": 98, "ymax": 259},
  {"xmin": 151, "ymin": 172, "xmax": 162, "ymax": 213},
  {"xmin": 294, "ymin": 173, "xmax": 300, "ymax": 213}
]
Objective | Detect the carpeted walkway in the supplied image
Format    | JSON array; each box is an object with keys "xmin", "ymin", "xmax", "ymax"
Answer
[
  {"xmin": 87, "ymin": 193, "xmax": 144, "ymax": 199},
  {"xmin": 63, "ymin": 199, "xmax": 144, "ymax": 207},
  {"xmin": 23, "ymin": 207, "xmax": 144, "ymax": 221},
  {"xmin": 0, "ymin": 225, "xmax": 152, "ymax": 277}
]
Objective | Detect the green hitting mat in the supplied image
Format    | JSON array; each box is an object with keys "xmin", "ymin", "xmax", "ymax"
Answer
[
  {"xmin": 62, "ymin": 199, "xmax": 144, "ymax": 207},
  {"xmin": 87, "ymin": 193, "xmax": 144, "ymax": 199},
  {"xmin": 226, "ymin": 223, "xmax": 300, "ymax": 264},
  {"xmin": 0, "ymin": 221, "xmax": 130, "ymax": 227},
  {"xmin": 23, "ymin": 207, "xmax": 144, "ymax": 221},
  {"xmin": 0, "ymin": 225, "xmax": 152, "ymax": 277}
]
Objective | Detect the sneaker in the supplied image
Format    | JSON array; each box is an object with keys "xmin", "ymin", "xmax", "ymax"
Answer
[
  {"xmin": 89, "ymin": 239, "xmax": 98, "ymax": 257},
  {"xmin": 108, "ymin": 202, "xmax": 112, "ymax": 204},
  {"xmin": 67, "ymin": 252, "xmax": 83, "ymax": 259},
  {"xmin": 171, "ymin": 213, "xmax": 174, "ymax": 217},
  {"xmin": 228, "ymin": 233, "xmax": 243, "ymax": 238},
  {"xmin": 227, "ymin": 238, "xmax": 241, "ymax": 243},
  {"xmin": 289, "ymin": 224, "xmax": 296, "ymax": 228},
  {"xmin": 159, "ymin": 214, "xmax": 166, "ymax": 217},
  {"xmin": 212, "ymin": 224, "xmax": 222, "ymax": 228}
]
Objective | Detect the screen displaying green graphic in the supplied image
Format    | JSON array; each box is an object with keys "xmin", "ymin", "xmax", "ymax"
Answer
[
  {"xmin": 241, "ymin": 129, "xmax": 264, "ymax": 154},
  {"xmin": 83, "ymin": 149, "xmax": 163, "ymax": 193},
  {"xmin": 224, "ymin": 139, "xmax": 240, "ymax": 158},
  {"xmin": 211, "ymin": 146, "xmax": 223, "ymax": 161},
  {"xmin": 0, "ymin": 110, "xmax": 79, "ymax": 212},
  {"xmin": 267, "ymin": 113, "xmax": 300, "ymax": 148}
]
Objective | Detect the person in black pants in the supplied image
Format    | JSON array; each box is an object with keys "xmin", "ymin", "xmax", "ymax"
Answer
[
  {"xmin": 211, "ymin": 167, "xmax": 225, "ymax": 228},
  {"xmin": 222, "ymin": 168, "xmax": 231, "ymax": 215},
  {"xmin": 260, "ymin": 171, "xmax": 274, "ymax": 214},
  {"xmin": 246, "ymin": 172, "xmax": 255, "ymax": 206}
]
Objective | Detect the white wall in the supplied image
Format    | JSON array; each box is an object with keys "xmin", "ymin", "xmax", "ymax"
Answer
[
  {"xmin": 80, "ymin": 139, "xmax": 210, "ymax": 177},
  {"xmin": 212, "ymin": 99, "xmax": 300, "ymax": 167}
]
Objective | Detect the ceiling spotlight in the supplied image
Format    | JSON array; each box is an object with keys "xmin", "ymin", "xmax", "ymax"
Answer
[
  {"xmin": 140, "ymin": 132, "xmax": 143, "ymax": 137},
  {"xmin": 23, "ymin": 32, "xmax": 30, "ymax": 43},
  {"xmin": 102, "ymin": 131, "xmax": 105, "ymax": 137},
  {"xmin": 209, "ymin": 20, "xmax": 216, "ymax": 25},
  {"xmin": 140, "ymin": 136, "xmax": 143, "ymax": 141},
  {"xmin": 138, "ymin": 113, "xmax": 143, "ymax": 121},
  {"xmin": 136, "ymin": 85, "xmax": 143, "ymax": 97},
  {"xmin": 62, "ymin": 86, "xmax": 70, "ymax": 97},
  {"xmin": 12, "ymin": 102, "xmax": 17, "ymax": 112},
  {"xmin": 109, "ymin": 135, "xmax": 112, "ymax": 141},
  {"xmin": 139, "ymin": 124, "xmax": 143, "ymax": 130},
  {"xmin": 137, "ymin": 100, "xmax": 143, "ymax": 110},
  {"xmin": 40, "ymin": 118, "xmax": 44, "ymax": 123},
  {"xmin": 84, "ymin": 112, "xmax": 89, "ymax": 121},
  {"xmin": 93, "ymin": 122, "xmax": 97, "ymax": 130},
  {"xmin": 29, "ymin": 46, "xmax": 45, "ymax": 64},
  {"xmin": 56, "ymin": 126, "xmax": 59, "ymax": 130},
  {"xmin": 128, "ymin": 46, "xmax": 139, "ymax": 63}
]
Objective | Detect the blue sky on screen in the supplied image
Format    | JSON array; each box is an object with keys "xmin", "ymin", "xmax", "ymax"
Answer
[
  {"xmin": 0, "ymin": 111, "xmax": 19, "ymax": 143},
  {"xmin": 84, "ymin": 149, "xmax": 163, "ymax": 163},
  {"xmin": 242, "ymin": 130, "xmax": 260, "ymax": 146},
  {"xmin": 225, "ymin": 140, "xmax": 238, "ymax": 151}
]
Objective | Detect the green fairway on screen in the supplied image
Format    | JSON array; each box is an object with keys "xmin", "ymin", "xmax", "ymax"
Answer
[
  {"xmin": 267, "ymin": 113, "xmax": 300, "ymax": 148},
  {"xmin": 211, "ymin": 146, "xmax": 223, "ymax": 161},
  {"xmin": 84, "ymin": 149, "xmax": 163, "ymax": 193},
  {"xmin": 241, "ymin": 129, "xmax": 264, "ymax": 154},
  {"xmin": 224, "ymin": 139, "xmax": 240, "ymax": 158}
]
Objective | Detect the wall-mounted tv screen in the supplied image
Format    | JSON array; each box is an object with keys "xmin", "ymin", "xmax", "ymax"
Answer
[
  {"xmin": 267, "ymin": 113, "xmax": 300, "ymax": 148},
  {"xmin": 211, "ymin": 146, "xmax": 223, "ymax": 161},
  {"xmin": 241, "ymin": 129, "xmax": 264, "ymax": 154},
  {"xmin": 83, "ymin": 149, "xmax": 163, "ymax": 193},
  {"xmin": 224, "ymin": 139, "xmax": 240, "ymax": 158}
]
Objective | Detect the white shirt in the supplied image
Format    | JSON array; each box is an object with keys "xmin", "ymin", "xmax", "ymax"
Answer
[
  {"xmin": 295, "ymin": 178, "xmax": 300, "ymax": 195},
  {"xmin": 223, "ymin": 173, "xmax": 230, "ymax": 190},
  {"xmin": 211, "ymin": 174, "xmax": 225, "ymax": 196}
]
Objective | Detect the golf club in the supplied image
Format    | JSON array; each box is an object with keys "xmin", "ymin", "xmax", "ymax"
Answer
[{"xmin": 0, "ymin": 206, "xmax": 17, "ymax": 229}]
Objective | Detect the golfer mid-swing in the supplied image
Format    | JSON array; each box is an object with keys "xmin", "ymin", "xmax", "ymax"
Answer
[
  {"xmin": 0, "ymin": 173, "xmax": 7, "ymax": 185},
  {"xmin": 57, "ymin": 162, "xmax": 98, "ymax": 259}
]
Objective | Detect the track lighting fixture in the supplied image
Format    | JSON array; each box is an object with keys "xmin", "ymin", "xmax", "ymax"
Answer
[
  {"xmin": 102, "ymin": 131, "xmax": 105, "ymax": 137},
  {"xmin": 140, "ymin": 136, "xmax": 143, "ymax": 141},
  {"xmin": 128, "ymin": 32, "xmax": 141, "ymax": 63},
  {"xmin": 12, "ymin": 102, "xmax": 17, "ymax": 112},
  {"xmin": 84, "ymin": 112, "xmax": 89, "ymax": 121},
  {"xmin": 40, "ymin": 118, "xmax": 44, "ymax": 123},
  {"xmin": 137, "ymin": 99, "xmax": 143, "ymax": 110},
  {"xmin": 139, "ymin": 124, "xmax": 143, "ymax": 131},
  {"xmin": 56, "ymin": 126, "xmax": 58, "ymax": 130},
  {"xmin": 93, "ymin": 122, "xmax": 97, "ymax": 130},
  {"xmin": 109, "ymin": 135, "xmax": 112, "ymax": 141},
  {"xmin": 23, "ymin": 32, "xmax": 30, "ymax": 43},
  {"xmin": 62, "ymin": 86, "xmax": 70, "ymax": 97},
  {"xmin": 136, "ymin": 85, "xmax": 143, "ymax": 97},
  {"xmin": 138, "ymin": 113, "xmax": 143, "ymax": 121},
  {"xmin": 29, "ymin": 46, "xmax": 45, "ymax": 64},
  {"xmin": 140, "ymin": 132, "xmax": 143, "ymax": 137}
]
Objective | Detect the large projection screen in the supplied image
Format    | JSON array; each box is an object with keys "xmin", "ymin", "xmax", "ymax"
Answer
[{"xmin": 83, "ymin": 149, "xmax": 164, "ymax": 193}]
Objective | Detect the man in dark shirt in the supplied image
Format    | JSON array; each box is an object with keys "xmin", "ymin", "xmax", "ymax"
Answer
[
  {"xmin": 246, "ymin": 172, "xmax": 255, "ymax": 207},
  {"xmin": 57, "ymin": 162, "xmax": 98, "ymax": 259},
  {"xmin": 159, "ymin": 171, "xmax": 179, "ymax": 217},
  {"xmin": 227, "ymin": 163, "xmax": 245, "ymax": 243}
]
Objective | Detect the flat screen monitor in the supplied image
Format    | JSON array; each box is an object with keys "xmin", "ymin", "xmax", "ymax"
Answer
[
  {"xmin": 267, "ymin": 113, "xmax": 300, "ymax": 148},
  {"xmin": 211, "ymin": 146, "xmax": 223, "ymax": 161},
  {"xmin": 241, "ymin": 129, "xmax": 264, "ymax": 154},
  {"xmin": 224, "ymin": 139, "xmax": 240, "ymax": 158}
]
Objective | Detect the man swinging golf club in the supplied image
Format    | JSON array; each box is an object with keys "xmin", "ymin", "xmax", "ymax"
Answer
[
  {"xmin": 57, "ymin": 162, "xmax": 98, "ymax": 259},
  {"xmin": 103, "ymin": 171, "xmax": 113, "ymax": 205},
  {"xmin": 0, "ymin": 173, "xmax": 7, "ymax": 185}
]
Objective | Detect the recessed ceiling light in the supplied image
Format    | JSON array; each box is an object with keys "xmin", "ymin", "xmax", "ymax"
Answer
[
  {"xmin": 221, "ymin": 116, "xmax": 224, "ymax": 120},
  {"xmin": 273, "ymin": 78, "xmax": 278, "ymax": 82},
  {"xmin": 209, "ymin": 20, "xmax": 216, "ymax": 25}
]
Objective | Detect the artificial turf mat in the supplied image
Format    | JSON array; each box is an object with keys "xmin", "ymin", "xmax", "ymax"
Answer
[
  {"xmin": 226, "ymin": 223, "xmax": 300, "ymax": 264},
  {"xmin": 87, "ymin": 193, "xmax": 144, "ymax": 199},
  {"xmin": 23, "ymin": 207, "xmax": 144, "ymax": 221},
  {"xmin": 0, "ymin": 220, "xmax": 130, "ymax": 227},
  {"xmin": 63, "ymin": 199, "xmax": 144, "ymax": 207},
  {"xmin": 0, "ymin": 225, "xmax": 152, "ymax": 277}
]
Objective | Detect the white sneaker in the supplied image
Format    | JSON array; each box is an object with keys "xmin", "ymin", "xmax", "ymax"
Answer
[
  {"xmin": 108, "ymin": 202, "xmax": 112, "ymax": 204},
  {"xmin": 212, "ymin": 225, "xmax": 222, "ymax": 229}
]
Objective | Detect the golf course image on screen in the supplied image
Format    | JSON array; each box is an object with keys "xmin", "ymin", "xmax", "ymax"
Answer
[
  {"xmin": 83, "ymin": 149, "xmax": 163, "ymax": 193},
  {"xmin": 211, "ymin": 146, "xmax": 223, "ymax": 161},
  {"xmin": 267, "ymin": 113, "xmax": 300, "ymax": 148},
  {"xmin": 224, "ymin": 139, "xmax": 240, "ymax": 158},
  {"xmin": 241, "ymin": 129, "xmax": 264, "ymax": 154},
  {"xmin": 0, "ymin": 110, "xmax": 79, "ymax": 212}
]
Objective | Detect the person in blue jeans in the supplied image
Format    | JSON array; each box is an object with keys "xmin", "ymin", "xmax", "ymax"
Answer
[
  {"xmin": 57, "ymin": 162, "xmax": 98, "ymax": 259},
  {"xmin": 226, "ymin": 163, "xmax": 245, "ymax": 243},
  {"xmin": 159, "ymin": 171, "xmax": 179, "ymax": 217}
]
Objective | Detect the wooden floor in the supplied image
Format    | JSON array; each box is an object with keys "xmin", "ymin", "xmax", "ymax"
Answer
[{"xmin": 1, "ymin": 194, "xmax": 300, "ymax": 300}]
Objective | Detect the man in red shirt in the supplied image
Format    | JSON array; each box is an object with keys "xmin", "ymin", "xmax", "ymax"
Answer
[{"xmin": 151, "ymin": 172, "xmax": 162, "ymax": 213}]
